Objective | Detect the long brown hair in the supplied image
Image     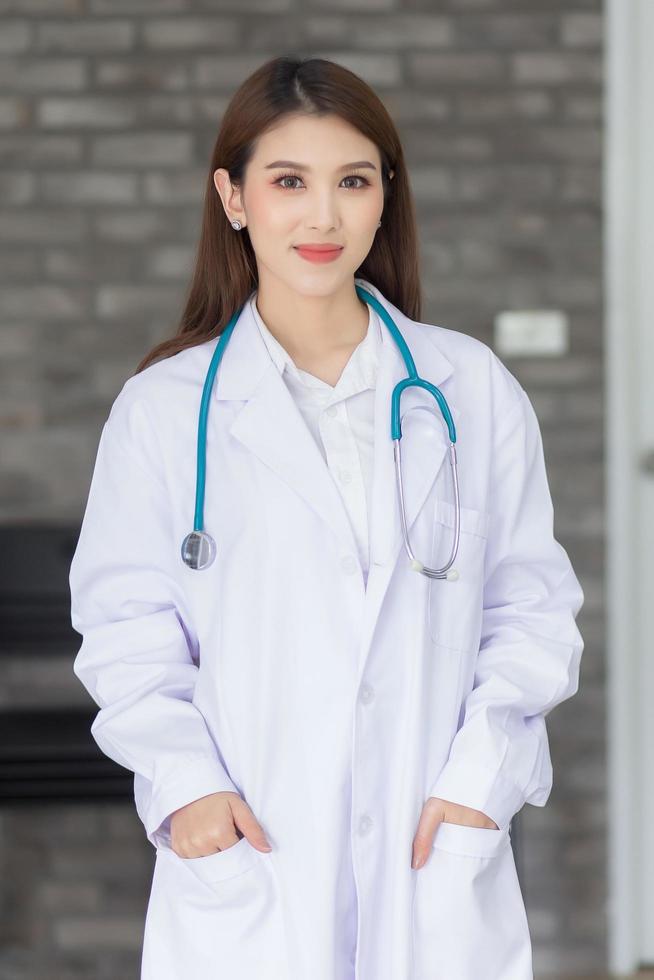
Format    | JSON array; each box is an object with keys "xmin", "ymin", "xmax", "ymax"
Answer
[{"xmin": 135, "ymin": 55, "xmax": 422, "ymax": 374}]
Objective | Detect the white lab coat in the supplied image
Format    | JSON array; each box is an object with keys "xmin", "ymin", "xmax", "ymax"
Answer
[{"xmin": 69, "ymin": 276, "xmax": 585, "ymax": 980}]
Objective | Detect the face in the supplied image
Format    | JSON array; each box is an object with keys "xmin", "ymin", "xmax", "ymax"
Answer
[{"xmin": 213, "ymin": 113, "xmax": 385, "ymax": 297}]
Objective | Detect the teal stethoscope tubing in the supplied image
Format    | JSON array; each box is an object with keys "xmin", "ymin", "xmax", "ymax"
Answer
[{"xmin": 181, "ymin": 284, "xmax": 461, "ymax": 579}]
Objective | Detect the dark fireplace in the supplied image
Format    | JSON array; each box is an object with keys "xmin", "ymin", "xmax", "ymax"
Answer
[{"xmin": 0, "ymin": 524, "xmax": 132, "ymax": 803}]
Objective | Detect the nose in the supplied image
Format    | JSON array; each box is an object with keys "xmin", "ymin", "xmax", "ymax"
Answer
[{"xmin": 304, "ymin": 189, "xmax": 340, "ymax": 231}]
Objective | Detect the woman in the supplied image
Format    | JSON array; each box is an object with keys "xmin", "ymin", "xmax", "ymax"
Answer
[{"xmin": 69, "ymin": 56, "xmax": 585, "ymax": 980}]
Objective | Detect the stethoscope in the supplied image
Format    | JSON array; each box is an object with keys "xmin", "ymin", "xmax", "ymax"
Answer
[{"xmin": 181, "ymin": 284, "xmax": 460, "ymax": 580}]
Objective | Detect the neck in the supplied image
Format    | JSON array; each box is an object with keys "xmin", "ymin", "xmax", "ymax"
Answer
[{"xmin": 253, "ymin": 275, "xmax": 370, "ymax": 362}]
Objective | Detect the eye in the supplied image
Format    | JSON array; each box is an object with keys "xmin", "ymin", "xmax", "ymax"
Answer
[{"xmin": 273, "ymin": 172, "xmax": 371, "ymax": 190}]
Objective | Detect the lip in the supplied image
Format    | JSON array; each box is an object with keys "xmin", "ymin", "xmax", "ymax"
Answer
[
  {"xmin": 293, "ymin": 244, "xmax": 344, "ymax": 252},
  {"xmin": 294, "ymin": 244, "xmax": 344, "ymax": 264}
]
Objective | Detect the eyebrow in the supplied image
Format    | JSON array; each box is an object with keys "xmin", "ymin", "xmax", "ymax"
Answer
[{"xmin": 264, "ymin": 160, "xmax": 377, "ymax": 172}]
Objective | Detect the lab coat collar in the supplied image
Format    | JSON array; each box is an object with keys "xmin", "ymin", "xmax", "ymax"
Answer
[
  {"xmin": 213, "ymin": 276, "xmax": 459, "ymax": 576},
  {"xmin": 247, "ymin": 289, "xmax": 380, "ymax": 396}
]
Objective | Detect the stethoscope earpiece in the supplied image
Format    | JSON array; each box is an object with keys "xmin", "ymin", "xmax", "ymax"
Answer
[{"xmin": 410, "ymin": 559, "xmax": 459, "ymax": 581}]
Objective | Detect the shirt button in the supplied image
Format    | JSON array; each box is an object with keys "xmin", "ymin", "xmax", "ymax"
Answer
[
  {"xmin": 358, "ymin": 814, "xmax": 373, "ymax": 835},
  {"xmin": 341, "ymin": 555, "xmax": 358, "ymax": 574},
  {"xmin": 339, "ymin": 469, "xmax": 352, "ymax": 484},
  {"xmin": 326, "ymin": 405, "xmax": 338, "ymax": 417},
  {"xmin": 360, "ymin": 684, "xmax": 375, "ymax": 704}
]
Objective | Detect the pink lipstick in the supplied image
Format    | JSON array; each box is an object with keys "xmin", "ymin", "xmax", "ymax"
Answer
[{"xmin": 294, "ymin": 244, "xmax": 344, "ymax": 264}]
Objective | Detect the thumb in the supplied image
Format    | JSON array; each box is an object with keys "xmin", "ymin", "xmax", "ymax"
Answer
[
  {"xmin": 228, "ymin": 796, "xmax": 273, "ymax": 852},
  {"xmin": 412, "ymin": 798, "xmax": 444, "ymax": 870}
]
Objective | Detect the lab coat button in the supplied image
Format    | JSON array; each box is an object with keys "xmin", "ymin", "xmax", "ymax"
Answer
[
  {"xmin": 360, "ymin": 684, "xmax": 374, "ymax": 704},
  {"xmin": 326, "ymin": 405, "xmax": 338, "ymax": 417},
  {"xmin": 339, "ymin": 469, "xmax": 352, "ymax": 484},
  {"xmin": 340, "ymin": 555, "xmax": 357, "ymax": 574},
  {"xmin": 358, "ymin": 814, "xmax": 373, "ymax": 835}
]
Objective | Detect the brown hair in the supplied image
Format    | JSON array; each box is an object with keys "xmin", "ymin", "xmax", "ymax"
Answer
[{"xmin": 135, "ymin": 55, "xmax": 422, "ymax": 374}]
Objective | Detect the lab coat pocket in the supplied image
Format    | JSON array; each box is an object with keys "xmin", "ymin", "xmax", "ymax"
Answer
[
  {"xmin": 143, "ymin": 839, "xmax": 290, "ymax": 980},
  {"xmin": 175, "ymin": 834, "xmax": 260, "ymax": 886},
  {"xmin": 428, "ymin": 498, "xmax": 490, "ymax": 652},
  {"xmin": 412, "ymin": 821, "xmax": 532, "ymax": 980},
  {"xmin": 432, "ymin": 819, "xmax": 509, "ymax": 858}
]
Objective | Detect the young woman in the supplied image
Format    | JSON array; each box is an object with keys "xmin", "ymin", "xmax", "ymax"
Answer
[{"xmin": 69, "ymin": 56, "xmax": 585, "ymax": 980}]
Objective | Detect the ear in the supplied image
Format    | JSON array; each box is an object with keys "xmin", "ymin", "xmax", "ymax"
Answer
[{"xmin": 213, "ymin": 168, "xmax": 245, "ymax": 226}]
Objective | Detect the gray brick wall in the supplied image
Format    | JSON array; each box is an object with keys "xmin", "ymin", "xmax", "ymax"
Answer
[{"xmin": 0, "ymin": 2, "xmax": 603, "ymax": 976}]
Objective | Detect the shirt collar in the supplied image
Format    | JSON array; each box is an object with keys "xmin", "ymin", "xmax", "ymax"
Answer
[{"xmin": 248, "ymin": 289, "xmax": 381, "ymax": 397}]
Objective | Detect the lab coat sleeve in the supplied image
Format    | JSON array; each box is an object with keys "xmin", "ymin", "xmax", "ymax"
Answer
[
  {"xmin": 427, "ymin": 379, "xmax": 585, "ymax": 832},
  {"xmin": 69, "ymin": 385, "xmax": 239, "ymax": 850}
]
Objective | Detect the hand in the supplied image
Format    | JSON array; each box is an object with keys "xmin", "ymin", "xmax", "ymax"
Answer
[
  {"xmin": 170, "ymin": 791, "xmax": 272, "ymax": 858},
  {"xmin": 411, "ymin": 797, "xmax": 499, "ymax": 870}
]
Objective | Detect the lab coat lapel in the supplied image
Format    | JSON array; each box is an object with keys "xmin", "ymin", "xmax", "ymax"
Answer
[
  {"xmin": 356, "ymin": 282, "xmax": 459, "ymax": 668},
  {"xmin": 215, "ymin": 296, "xmax": 360, "ymax": 559}
]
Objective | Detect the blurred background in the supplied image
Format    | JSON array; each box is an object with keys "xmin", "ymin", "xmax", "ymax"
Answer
[{"xmin": 1, "ymin": 0, "xmax": 650, "ymax": 977}]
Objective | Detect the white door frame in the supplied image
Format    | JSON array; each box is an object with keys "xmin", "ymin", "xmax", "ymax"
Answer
[{"xmin": 605, "ymin": 0, "xmax": 653, "ymax": 972}]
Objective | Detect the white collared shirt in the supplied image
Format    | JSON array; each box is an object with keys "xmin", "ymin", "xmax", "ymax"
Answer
[{"xmin": 249, "ymin": 291, "xmax": 380, "ymax": 585}]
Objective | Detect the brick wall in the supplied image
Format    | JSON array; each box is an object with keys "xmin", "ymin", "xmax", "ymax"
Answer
[{"xmin": 0, "ymin": 2, "xmax": 604, "ymax": 976}]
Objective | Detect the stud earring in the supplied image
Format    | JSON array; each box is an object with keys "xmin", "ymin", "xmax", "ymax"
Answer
[
  {"xmin": 378, "ymin": 220, "xmax": 381, "ymax": 228},
  {"xmin": 231, "ymin": 219, "xmax": 242, "ymax": 230}
]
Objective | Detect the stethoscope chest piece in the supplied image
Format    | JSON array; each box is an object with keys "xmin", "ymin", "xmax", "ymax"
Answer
[{"xmin": 181, "ymin": 530, "xmax": 217, "ymax": 570}]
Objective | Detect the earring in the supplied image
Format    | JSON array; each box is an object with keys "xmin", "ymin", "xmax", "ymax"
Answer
[
  {"xmin": 378, "ymin": 220, "xmax": 381, "ymax": 227},
  {"xmin": 231, "ymin": 219, "xmax": 242, "ymax": 230}
]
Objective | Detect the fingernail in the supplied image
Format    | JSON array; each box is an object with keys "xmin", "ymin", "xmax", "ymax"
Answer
[
  {"xmin": 261, "ymin": 841, "xmax": 273, "ymax": 851},
  {"xmin": 412, "ymin": 853, "xmax": 423, "ymax": 869}
]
